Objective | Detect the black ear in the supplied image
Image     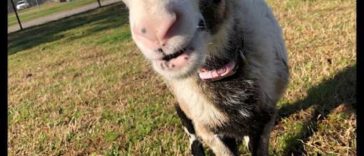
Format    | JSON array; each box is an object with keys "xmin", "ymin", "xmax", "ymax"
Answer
[
  {"xmin": 200, "ymin": 0, "xmax": 222, "ymax": 5},
  {"xmin": 213, "ymin": 0, "xmax": 221, "ymax": 4}
]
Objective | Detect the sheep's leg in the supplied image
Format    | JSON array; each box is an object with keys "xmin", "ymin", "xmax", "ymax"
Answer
[
  {"xmin": 194, "ymin": 124, "xmax": 235, "ymax": 156},
  {"xmin": 220, "ymin": 136, "xmax": 239, "ymax": 156},
  {"xmin": 249, "ymin": 113, "xmax": 277, "ymax": 156},
  {"xmin": 175, "ymin": 105, "xmax": 205, "ymax": 156}
]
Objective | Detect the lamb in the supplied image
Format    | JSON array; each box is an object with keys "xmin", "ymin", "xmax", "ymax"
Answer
[{"xmin": 120, "ymin": 0, "xmax": 289, "ymax": 155}]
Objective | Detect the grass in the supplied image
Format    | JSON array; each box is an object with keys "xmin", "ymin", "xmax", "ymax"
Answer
[
  {"xmin": 8, "ymin": 0, "xmax": 356, "ymax": 155},
  {"xmin": 8, "ymin": 0, "xmax": 109, "ymax": 27}
]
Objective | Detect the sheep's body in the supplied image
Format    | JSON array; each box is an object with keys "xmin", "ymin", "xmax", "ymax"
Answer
[{"xmin": 121, "ymin": 0, "xmax": 289, "ymax": 155}]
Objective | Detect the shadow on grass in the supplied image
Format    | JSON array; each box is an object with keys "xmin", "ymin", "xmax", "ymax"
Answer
[
  {"xmin": 8, "ymin": 3, "xmax": 129, "ymax": 55},
  {"xmin": 277, "ymin": 64, "xmax": 356, "ymax": 155}
]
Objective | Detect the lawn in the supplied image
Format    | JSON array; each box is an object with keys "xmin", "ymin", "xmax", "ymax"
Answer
[
  {"xmin": 8, "ymin": 0, "xmax": 356, "ymax": 155},
  {"xmin": 8, "ymin": 0, "xmax": 109, "ymax": 27}
]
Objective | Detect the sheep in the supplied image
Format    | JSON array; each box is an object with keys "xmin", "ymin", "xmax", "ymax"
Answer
[{"xmin": 120, "ymin": 0, "xmax": 289, "ymax": 155}]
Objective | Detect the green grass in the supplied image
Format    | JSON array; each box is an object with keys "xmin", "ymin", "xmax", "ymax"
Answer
[
  {"xmin": 8, "ymin": 0, "xmax": 356, "ymax": 155},
  {"xmin": 8, "ymin": 0, "xmax": 106, "ymax": 27}
]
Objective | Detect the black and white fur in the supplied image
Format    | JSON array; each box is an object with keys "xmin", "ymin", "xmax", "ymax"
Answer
[{"xmin": 120, "ymin": 0, "xmax": 289, "ymax": 155}]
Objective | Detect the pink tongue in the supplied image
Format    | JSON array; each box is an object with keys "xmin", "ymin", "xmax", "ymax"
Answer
[
  {"xmin": 168, "ymin": 52, "xmax": 189, "ymax": 69},
  {"xmin": 198, "ymin": 62, "xmax": 236, "ymax": 80}
]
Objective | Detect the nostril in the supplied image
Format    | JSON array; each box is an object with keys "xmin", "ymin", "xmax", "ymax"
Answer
[
  {"xmin": 141, "ymin": 28, "xmax": 147, "ymax": 34},
  {"xmin": 157, "ymin": 48, "xmax": 164, "ymax": 53},
  {"xmin": 132, "ymin": 7, "xmax": 180, "ymax": 49},
  {"xmin": 132, "ymin": 12, "xmax": 178, "ymax": 48}
]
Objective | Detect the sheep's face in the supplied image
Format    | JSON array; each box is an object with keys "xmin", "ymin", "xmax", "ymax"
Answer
[{"xmin": 122, "ymin": 0, "xmax": 229, "ymax": 79}]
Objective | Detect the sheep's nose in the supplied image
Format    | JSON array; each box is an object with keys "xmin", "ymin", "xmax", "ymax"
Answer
[{"xmin": 132, "ymin": 11, "xmax": 177, "ymax": 48}]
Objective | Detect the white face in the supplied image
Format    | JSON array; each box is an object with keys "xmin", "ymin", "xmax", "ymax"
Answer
[{"xmin": 121, "ymin": 0, "xmax": 213, "ymax": 79}]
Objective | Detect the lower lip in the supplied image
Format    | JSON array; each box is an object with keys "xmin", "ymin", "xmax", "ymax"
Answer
[{"xmin": 158, "ymin": 49, "xmax": 192, "ymax": 70}]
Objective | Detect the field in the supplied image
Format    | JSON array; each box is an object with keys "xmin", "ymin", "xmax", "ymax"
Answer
[
  {"xmin": 8, "ymin": 0, "xmax": 356, "ymax": 155},
  {"xmin": 8, "ymin": 0, "xmax": 107, "ymax": 27}
]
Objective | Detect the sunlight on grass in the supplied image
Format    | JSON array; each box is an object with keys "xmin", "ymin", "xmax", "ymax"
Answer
[
  {"xmin": 8, "ymin": 0, "xmax": 99, "ymax": 27},
  {"xmin": 8, "ymin": 0, "xmax": 356, "ymax": 155}
]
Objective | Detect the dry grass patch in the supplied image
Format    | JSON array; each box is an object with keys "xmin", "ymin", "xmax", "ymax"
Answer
[{"xmin": 8, "ymin": 0, "xmax": 356, "ymax": 155}]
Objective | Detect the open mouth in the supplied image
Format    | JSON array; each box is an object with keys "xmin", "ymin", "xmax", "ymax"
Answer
[
  {"xmin": 162, "ymin": 47, "xmax": 188, "ymax": 61},
  {"xmin": 156, "ymin": 46, "xmax": 194, "ymax": 70},
  {"xmin": 154, "ymin": 18, "xmax": 206, "ymax": 72},
  {"xmin": 160, "ymin": 18, "xmax": 206, "ymax": 62}
]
